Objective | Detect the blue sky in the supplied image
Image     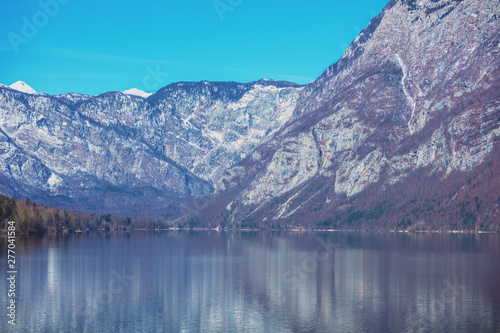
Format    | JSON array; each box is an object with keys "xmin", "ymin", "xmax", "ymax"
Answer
[{"xmin": 0, "ymin": 0, "xmax": 389, "ymax": 95}]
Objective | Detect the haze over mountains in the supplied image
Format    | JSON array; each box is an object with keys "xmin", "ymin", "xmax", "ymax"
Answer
[{"xmin": 0, "ymin": 0, "xmax": 499, "ymax": 229}]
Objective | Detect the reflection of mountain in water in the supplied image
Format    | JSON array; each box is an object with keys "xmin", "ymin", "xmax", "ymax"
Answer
[{"xmin": 4, "ymin": 232, "xmax": 499, "ymax": 332}]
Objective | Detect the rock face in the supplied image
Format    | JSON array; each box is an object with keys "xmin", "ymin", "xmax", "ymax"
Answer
[
  {"xmin": 0, "ymin": 80, "xmax": 302, "ymax": 216},
  {"xmin": 1, "ymin": 0, "xmax": 499, "ymax": 228},
  {"xmin": 193, "ymin": 0, "xmax": 500, "ymax": 229}
]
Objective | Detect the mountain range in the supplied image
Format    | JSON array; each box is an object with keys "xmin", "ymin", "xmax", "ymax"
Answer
[{"xmin": 0, "ymin": 0, "xmax": 499, "ymax": 230}]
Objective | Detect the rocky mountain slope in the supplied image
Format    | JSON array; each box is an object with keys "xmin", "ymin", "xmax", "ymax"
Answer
[
  {"xmin": 1, "ymin": 0, "xmax": 498, "ymax": 229},
  {"xmin": 0, "ymin": 79, "xmax": 302, "ymax": 216},
  {"xmin": 189, "ymin": 0, "xmax": 500, "ymax": 230}
]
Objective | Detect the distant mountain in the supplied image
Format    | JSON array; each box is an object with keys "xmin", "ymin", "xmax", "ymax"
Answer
[
  {"xmin": 9, "ymin": 81, "xmax": 37, "ymax": 94},
  {"xmin": 0, "ymin": 79, "xmax": 303, "ymax": 217},
  {"xmin": 123, "ymin": 88, "xmax": 153, "ymax": 98},
  {"xmin": 187, "ymin": 0, "xmax": 500, "ymax": 230}
]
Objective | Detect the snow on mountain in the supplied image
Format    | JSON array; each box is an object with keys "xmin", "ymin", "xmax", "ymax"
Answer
[
  {"xmin": 0, "ymin": 0, "xmax": 498, "ymax": 229},
  {"xmin": 123, "ymin": 88, "xmax": 153, "ymax": 98},
  {"xmin": 0, "ymin": 79, "xmax": 301, "ymax": 217},
  {"xmin": 9, "ymin": 81, "xmax": 37, "ymax": 94},
  {"xmin": 54, "ymin": 92, "xmax": 93, "ymax": 103},
  {"xmin": 191, "ymin": 0, "xmax": 500, "ymax": 229}
]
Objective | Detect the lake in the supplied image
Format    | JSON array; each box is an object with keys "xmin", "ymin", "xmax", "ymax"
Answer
[{"xmin": 1, "ymin": 231, "xmax": 499, "ymax": 332}]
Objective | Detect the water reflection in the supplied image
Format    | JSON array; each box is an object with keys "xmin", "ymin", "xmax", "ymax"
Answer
[{"xmin": 0, "ymin": 232, "xmax": 499, "ymax": 332}]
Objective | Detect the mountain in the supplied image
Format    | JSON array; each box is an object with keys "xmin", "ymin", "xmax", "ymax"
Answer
[
  {"xmin": 9, "ymin": 81, "xmax": 38, "ymax": 94},
  {"xmin": 187, "ymin": 0, "xmax": 500, "ymax": 230},
  {"xmin": 123, "ymin": 88, "xmax": 153, "ymax": 98},
  {"xmin": 0, "ymin": 0, "xmax": 498, "ymax": 229},
  {"xmin": 0, "ymin": 79, "xmax": 302, "ymax": 217}
]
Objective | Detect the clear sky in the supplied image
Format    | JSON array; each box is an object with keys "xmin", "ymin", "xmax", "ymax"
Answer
[{"xmin": 0, "ymin": 0, "xmax": 389, "ymax": 95}]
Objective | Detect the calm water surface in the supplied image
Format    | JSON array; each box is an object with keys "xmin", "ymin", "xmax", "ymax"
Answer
[{"xmin": 1, "ymin": 232, "xmax": 499, "ymax": 332}]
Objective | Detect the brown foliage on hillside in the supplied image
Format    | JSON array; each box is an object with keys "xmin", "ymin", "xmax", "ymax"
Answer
[{"xmin": 0, "ymin": 195, "xmax": 165, "ymax": 233}]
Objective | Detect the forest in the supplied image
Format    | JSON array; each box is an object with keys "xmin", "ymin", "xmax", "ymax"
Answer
[
  {"xmin": 0, "ymin": 194, "xmax": 167, "ymax": 234},
  {"xmin": 1, "ymin": 151, "xmax": 498, "ymax": 234}
]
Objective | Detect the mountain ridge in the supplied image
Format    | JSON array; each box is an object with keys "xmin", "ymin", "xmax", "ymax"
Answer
[
  {"xmin": 8, "ymin": 81, "xmax": 38, "ymax": 95},
  {"xmin": 0, "ymin": 79, "xmax": 304, "ymax": 216},
  {"xmin": 185, "ymin": 0, "xmax": 500, "ymax": 230},
  {"xmin": 0, "ymin": 0, "xmax": 498, "ymax": 229},
  {"xmin": 123, "ymin": 88, "xmax": 153, "ymax": 98}
]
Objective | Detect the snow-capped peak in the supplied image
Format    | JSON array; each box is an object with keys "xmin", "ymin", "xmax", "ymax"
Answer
[
  {"xmin": 123, "ymin": 88, "xmax": 153, "ymax": 98},
  {"xmin": 9, "ymin": 81, "xmax": 37, "ymax": 94}
]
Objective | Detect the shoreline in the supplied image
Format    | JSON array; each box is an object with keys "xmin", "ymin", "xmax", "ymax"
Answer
[{"xmin": 1, "ymin": 228, "xmax": 498, "ymax": 235}]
